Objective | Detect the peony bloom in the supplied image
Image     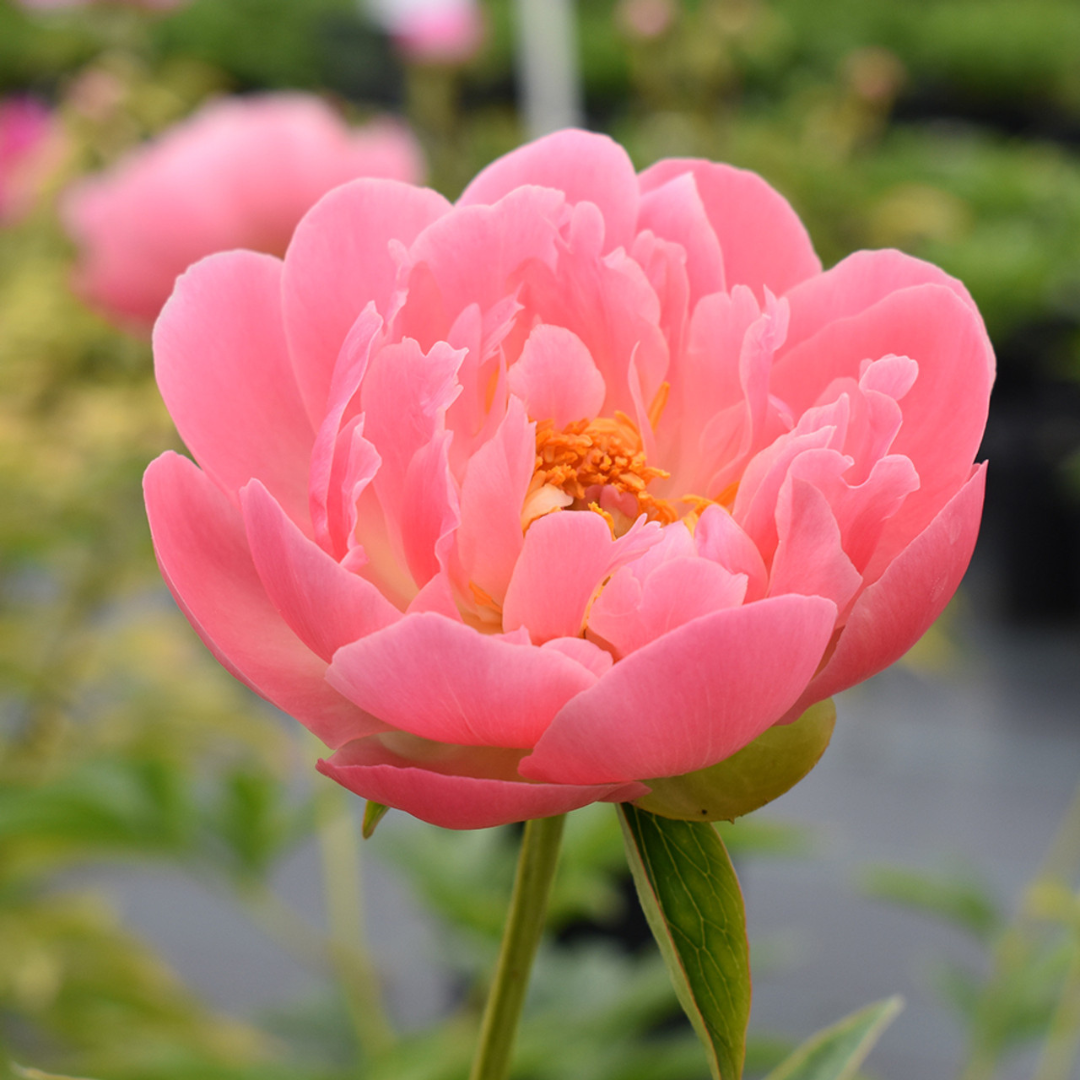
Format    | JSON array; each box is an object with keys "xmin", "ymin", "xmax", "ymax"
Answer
[
  {"xmin": 62, "ymin": 93, "xmax": 423, "ymax": 329},
  {"xmin": 367, "ymin": 0, "xmax": 484, "ymax": 64},
  {"xmin": 0, "ymin": 96, "xmax": 65, "ymax": 225},
  {"xmin": 144, "ymin": 130, "xmax": 993, "ymax": 830}
]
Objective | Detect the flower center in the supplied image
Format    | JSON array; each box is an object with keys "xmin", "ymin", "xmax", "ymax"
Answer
[{"xmin": 523, "ymin": 413, "xmax": 677, "ymax": 531}]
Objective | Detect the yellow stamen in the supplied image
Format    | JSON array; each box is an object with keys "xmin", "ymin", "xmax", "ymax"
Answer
[{"xmin": 530, "ymin": 415, "xmax": 677, "ymax": 527}]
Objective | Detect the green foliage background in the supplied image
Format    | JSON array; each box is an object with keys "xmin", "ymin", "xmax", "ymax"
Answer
[{"xmin": 2, "ymin": 1, "xmax": 1080, "ymax": 1078}]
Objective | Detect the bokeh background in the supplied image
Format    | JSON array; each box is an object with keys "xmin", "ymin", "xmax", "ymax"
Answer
[{"xmin": 1, "ymin": 2, "xmax": 1079, "ymax": 1078}]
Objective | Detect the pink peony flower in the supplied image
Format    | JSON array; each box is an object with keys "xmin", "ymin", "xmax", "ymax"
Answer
[
  {"xmin": 0, "ymin": 96, "xmax": 64, "ymax": 225},
  {"xmin": 368, "ymin": 0, "xmax": 484, "ymax": 64},
  {"xmin": 144, "ymin": 130, "xmax": 993, "ymax": 830},
  {"xmin": 62, "ymin": 93, "xmax": 424, "ymax": 329}
]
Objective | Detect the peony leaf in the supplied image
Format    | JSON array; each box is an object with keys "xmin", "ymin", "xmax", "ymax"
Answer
[
  {"xmin": 633, "ymin": 699, "xmax": 836, "ymax": 822},
  {"xmin": 763, "ymin": 996, "xmax": 904, "ymax": 1080},
  {"xmin": 619, "ymin": 804, "xmax": 751, "ymax": 1080}
]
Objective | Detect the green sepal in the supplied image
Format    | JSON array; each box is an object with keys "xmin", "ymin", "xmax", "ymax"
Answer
[
  {"xmin": 619, "ymin": 804, "xmax": 751, "ymax": 1080},
  {"xmin": 362, "ymin": 800, "xmax": 390, "ymax": 839},
  {"xmin": 633, "ymin": 699, "xmax": 836, "ymax": 822},
  {"xmin": 764, "ymin": 996, "xmax": 904, "ymax": 1080}
]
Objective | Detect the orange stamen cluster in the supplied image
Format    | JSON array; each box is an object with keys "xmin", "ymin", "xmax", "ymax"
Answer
[{"xmin": 530, "ymin": 414, "xmax": 678, "ymax": 525}]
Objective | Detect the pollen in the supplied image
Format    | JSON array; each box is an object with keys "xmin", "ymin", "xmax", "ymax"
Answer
[{"xmin": 528, "ymin": 413, "xmax": 678, "ymax": 526}]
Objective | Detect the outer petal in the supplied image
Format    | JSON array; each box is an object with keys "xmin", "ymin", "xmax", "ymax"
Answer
[
  {"xmin": 282, "ymin": 178, "xmax": 451, "ymax": 425},
  {"xmin": 458, "ymin": 128, "xmax": 640, "ymax": 253},
  {"xmin": 520, "ymin": 594, "xmax": 837, "ymax": 785},
  {"xmin": 153, "ymin": 251, "xmax": 314, "ymax": 529},
  {"xmin": 144, "ymin": 452, "xmax": 387, "ymax": 748},
  {"xmin": 318, "ymin": 737, "xmax": 647, "ymax": 830},
  {"xmin": 781, "ymin": 248, "xmax": 982, "ymax": 355},
  {"xmin": 796, "ymin": 463, "xmax": 986, "ymax": 708},
  {"xmin": 639, "ymin": 159, "xmax": 821, "ymax": 300},
  {"xmin": 326, "ymin": 612, "xmax": 600, "ymax": 748},
  {"xmin": 241, "ymin": 479, "xmax": 401, "ymax": 663}
]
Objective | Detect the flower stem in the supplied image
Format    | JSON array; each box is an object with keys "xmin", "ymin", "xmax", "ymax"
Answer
[{"xmin": 469, "ymin": 814, "xmax": 567, "ymax": 1080}]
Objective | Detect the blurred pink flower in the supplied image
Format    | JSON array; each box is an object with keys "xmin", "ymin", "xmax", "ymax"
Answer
[
  {"xmin": 63, "ymin": 93, "xmax": 424, "ymax": 328},
  {"xmin": 0, "ymin": 96, "xmax": 65, "ymax": 224},
  {"xmin": 369, "ymin": 0, "xmax": 483, "ymax": 63},
  {"xmin": 144, "ymin": 130, "xmax": 993, "ymax": 830}
]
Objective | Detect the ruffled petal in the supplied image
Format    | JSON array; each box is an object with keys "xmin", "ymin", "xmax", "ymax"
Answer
[
  {"xmin": 771, "ymin": 283, "xmax": 992, "ymax": 573},
  {"xmin": 639, "ymin": 159, "xmax": 821, "ymax": 300},
  {"xmin": 795, "ymin": 464, "xmax": 986, "ymax": 709},
  {"xmin": 282, "ymin": 178, "xmax": 451, "ymax": 424},
  {"xmin": 241, "ymin": 479, "xmax": 401, "ymax": 663},
  {"xmin": 326, "ymin": 612, "xmax": 600, "ymax": 748},
  {"xmin": 458, "ymin": 128, "xmax": 640, "ymax": 253},
  {"xmin": 520, "ymin": 594, "xmax": 837, "ymax": 785},
  {"xmin": 144, "ymin": 452, "xmax": 387, "ymax": 748},
  {"xmin": 318, "ymin": 736, "xmax": 647, "ymax": 830},
  {"xmin": 457, "ymin": 396, "xmax": 535, "ymax": 606},
  {"xmin": 153, "ymin": 251, "xmax": 314, "ymax": 530}
]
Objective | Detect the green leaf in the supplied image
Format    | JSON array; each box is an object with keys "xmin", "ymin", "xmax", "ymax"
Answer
[
  {"xmin": 763, "ymin": 996, "xmax": 904, "ymax": 1080},
  {"xmin": 618, "ymin": 804, "xmax": 751, "ymax": 1080},
  {"xmin": 632, "ymin": 700, "xmax": 835, "ymax": 822},
  {"xmin": 861, "ymin": 864, "xmax": 1000, "ymax": 941}
]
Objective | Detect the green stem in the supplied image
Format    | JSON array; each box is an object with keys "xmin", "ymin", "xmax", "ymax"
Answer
[{"xmin": 469, "ymin": 814, "xmax": 567, "ymax": 1080}]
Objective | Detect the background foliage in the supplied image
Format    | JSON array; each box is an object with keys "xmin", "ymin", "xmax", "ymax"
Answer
[{"xmin": 1, "ymin": 1, "xmax": 1079, "ymax": 1078}]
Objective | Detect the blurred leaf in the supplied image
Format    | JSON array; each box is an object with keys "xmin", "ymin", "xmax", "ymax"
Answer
[
  {"xmin": 762, "ymin": 996, "xmax": 903, "ymax": 1080},
  {"xmin": 619, "ymin": 805, "xmax": 751, "ymax": 1080},
  {"xmin": 861, "ymin": 864, "xmax": 1002, "ymax": 941}
]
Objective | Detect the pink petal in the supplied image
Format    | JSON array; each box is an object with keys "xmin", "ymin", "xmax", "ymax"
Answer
[
  {"xmin": 361, "ymin": 337, "xmax": 464, "ymax": 534},
  {"xmin": 326, "ymin": 612, "xmax": 600, "ymax": 748},
  {"xmin": 796, "ymin": 464, "xmax": 986, "ymax": 708},
  {"xmin": 636, "ymin": 170, "xmax": 726, "ymax": 303},
  {"xmin": 308, "ymin": 303, "xmax": 383, "ymax": 553},
  {"xmin": 241, "ymin": 479, "xmax": 401, "ymax": 663},
  {"xmin": 318, "ymin": 736, "xmax": 647, "ymax": 830},
  {"xmin": 506, "ymin": 324, "xmax": 607, "ymax": 426},
  {"xmin": 520, "ymin": 593, "xmax": 838, "ymax": 785},
  {"xmin": 282, "ymin": 178, "xmax": 451, "ymax": 424},
  {"xmin": 458, "ymin": 128, "xmax": 640, "ymax": 253},
  {"xmin": 768, "ymin": 477, "xmax": 862, "ymax": 613},
  {"xmin": 782, "ymin": 248, "xmax": 982, "ymax": 355},
  {"xmin": 144, "ymin": 452, "xmax": 387, "ymax": 748},
  {"xmin": 639, "ymin": 159, "xmax": 821, "ymax": 300},
  {"xmin": 153, "ymin": 251, "xmax": 314, "ymax": 530},
  {"xmin": 521, "ymin": 208, "xmax": 669, "ymax": 417},
  {"xmin": 588, "ymin": 555, "xmax": 748, "ymax": 658},
  {"xmin": 502, "ymin": 511, "xmax": 664, "ymax": 643},
  {"xmin": 772, "ymin": 284, "xmax": 992, "ymax": 572},
  {"xmin": 457, "ymin": 396, "xmax": 535, "ymax": 605},
  {"xmin": 399, "ymin": 430, "xmax": 460, "ymax": 589},
  {"xmin": 400, "ymin": 186, "xmax": 565, "ymax": 342},
  {"xmin": 694, "ymin": 504, "xmax": 769, "ymax": 601}
]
